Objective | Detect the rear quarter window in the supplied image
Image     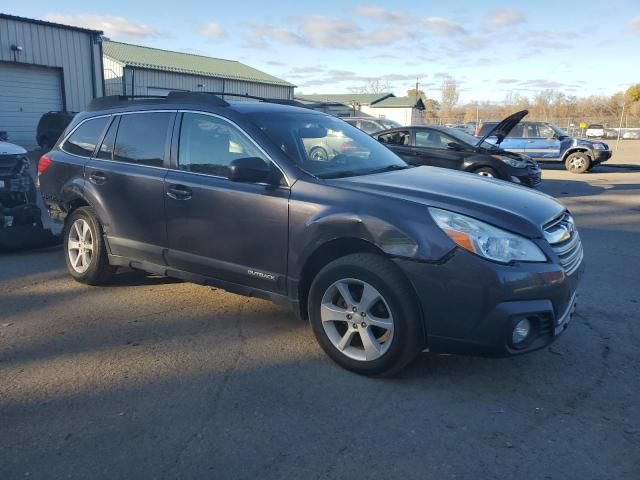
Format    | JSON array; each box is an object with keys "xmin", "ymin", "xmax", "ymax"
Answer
[{"xmin": 61, "ymin": 117, "xmax": 110, "ymax": 157}]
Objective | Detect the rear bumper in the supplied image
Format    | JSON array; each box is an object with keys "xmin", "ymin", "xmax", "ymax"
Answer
[{"xmin": 394, "ymin": 248, "xmax": 583, "ymax": 357}]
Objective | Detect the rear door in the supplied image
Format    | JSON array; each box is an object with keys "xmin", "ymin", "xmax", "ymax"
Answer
[
  {"xmin": 497, "ymin": 123, "xmax": 526, "ymax": 153},
  {"xmin": 524, "ymin": 123, "xmax": 561, "ymax": 161},
  {"xmin": 86, "ymin": 111, "xmax": 176, "ymax": 264},
  {"xmin": 164, "ymin": 111, "xmax": 289, "ymax": 293},
  {"xmin": 412, "ymin": 129, "xmax": 465, "ymax": 170}
]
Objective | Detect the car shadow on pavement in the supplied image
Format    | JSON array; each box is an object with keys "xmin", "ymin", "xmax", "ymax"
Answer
[{"xmin": 105, "ymin": 270, "xmax": 184, "ymax": 287}]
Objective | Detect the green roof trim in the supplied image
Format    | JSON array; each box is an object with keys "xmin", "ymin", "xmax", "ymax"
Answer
[
  {"xmin": 296, "ymin": 93, "xmax": 393, "ymax": 106},
  {"xmin": 371, "ymin": 96, "xmax": 425, "ymax": 109},
  {"xmin": 102, "ymin": 41, "xmax": 294, "ymax": 87}
]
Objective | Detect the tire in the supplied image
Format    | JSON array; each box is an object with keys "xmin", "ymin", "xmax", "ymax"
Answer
[
  {"xmin": 308, "ymin": 253, "xmax": 423, "ymax": 376},
  {"xmin": 565, "ymin": 152, "xmax": 591, "ymax": 173},
  {"xmin": 64, "ymin": 207, "xmax": 116, "ymax": 285},
  {"xmin": 475, "ymin": 167, "xmax": 498, "ymax": 178},
  {"xmin": 309, "ymin": 146, "xmax": 329, "ymax": 161}
]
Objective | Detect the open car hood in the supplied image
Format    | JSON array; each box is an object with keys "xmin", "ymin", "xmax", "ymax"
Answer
[
  {"xmin": 476, "ymin": 110, "xmax": 528, "ymax": 146},
  {"xmin": 0, "ymin": 141, "xmax": 27, "ymax": 155}
]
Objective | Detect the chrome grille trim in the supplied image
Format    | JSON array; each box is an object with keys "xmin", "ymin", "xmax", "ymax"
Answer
[{"xmin": 544, "ymin": 212, "xmax": 584, "ymax": 276}]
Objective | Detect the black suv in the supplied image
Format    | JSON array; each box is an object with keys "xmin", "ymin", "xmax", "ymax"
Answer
[{"xmin": 39, "ymin": 92, "xmax": 583, "ymax": 375}]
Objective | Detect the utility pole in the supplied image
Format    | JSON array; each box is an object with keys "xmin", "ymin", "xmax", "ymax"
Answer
[{"xmin": 616, "ymin": 101, "xmax": 625, "ymax": 152}]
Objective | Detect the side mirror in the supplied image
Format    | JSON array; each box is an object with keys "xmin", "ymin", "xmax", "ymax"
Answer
[
  {"xmin": 228, "ymin": 157, "xmax": 272, "ymax": 183},
  {"xmin": 447, "ymin": 142, "xmax": 463, "ymax": 150}
]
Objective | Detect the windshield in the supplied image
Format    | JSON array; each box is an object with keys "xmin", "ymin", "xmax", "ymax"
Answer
[
  {"xmin": 548, "ymin": 123, "xmax": 569, "ymax": 137},
  {"xmin": 442, "ymin": 127, "xmax": 496, "ymax": 149},
  {"xmin": 247, "ymin": 112, "xmax": 408, "ymax": 179},
  {"xmin": 379, "ymin": 119, "xmax": 402, "ymax": 129}
]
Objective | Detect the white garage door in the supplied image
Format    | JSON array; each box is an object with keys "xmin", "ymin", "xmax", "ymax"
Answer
[{"xmin": 0, "ymin": 63, "xmax": 63, "ymax": 150}]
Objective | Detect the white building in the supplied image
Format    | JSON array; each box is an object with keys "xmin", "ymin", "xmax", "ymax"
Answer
[
  {"xmin": 361, "ymin": 96, "xmax": 426, "ymax": 126},
  {"xmin": 103, "ymin": 41, "xmax": 294, "ymax": 101},
  {"xmin": 0, "ymin": 14, "xmax": 104, "ymax": 149}
]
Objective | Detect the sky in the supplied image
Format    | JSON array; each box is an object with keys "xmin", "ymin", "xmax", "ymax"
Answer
[{"xmin": 4, "ymin": 1, "xmax": 640, "ymax": 103}]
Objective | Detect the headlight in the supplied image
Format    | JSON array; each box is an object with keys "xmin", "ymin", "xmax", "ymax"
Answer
[
  {"xmin": 429, "ymin": 208, "xmax": 547, "ymax": 263},
  {"xmin": 492, "ymin": 155, "xmax": 526, "ymax": 168},
  {"xmin": 592, "ymin": 143, "xmax": 606, "ymax": 150}
]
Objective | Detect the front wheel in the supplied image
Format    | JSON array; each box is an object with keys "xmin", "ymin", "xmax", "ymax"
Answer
[
  {"xmin": 475, "ymin": 167, "xmax": 498, "ymax": 178},
  {"xmin": 565, "ymin": 152, "xmax": 591, "ymax": 173},
  {"xmin": 308, "ymin": 253, "xmax": 423, "ymax": 376},
  {"xmin": 64, "ymin": 207, "xmax": 116, "ymax": 285},
  {"xmin": 309, "ymin": 146, "xmax": 329, "ymax": 161}
]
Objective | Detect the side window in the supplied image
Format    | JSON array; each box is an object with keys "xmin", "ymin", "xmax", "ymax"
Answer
[
  {"xmin": 506, "ymin": 125, "xmax": 524, "ymax": 138},
  {"xmin": 521, "ymin": 123, "xmax": 535, "ymax": 138},
  {"xmin": 62, "ymin": 117, "xmax": 109, "ymax": 157},
  {"xmin": 97, "ymin": 117, "xmax": 118, "ymax": 160},
  {"xmin": 360, "ymin": 120, "xmax": 381, "ymax": 134},
  {"xmin": 536, "ymin": 124, "xmax": 555, "ymax": 138},
  {"xmin": 113, "ymin": 113, "xmax": 173, "ymax": 167},
  {"xmin": 377, "ymin": 130, "xmax": 410, "ymax": 146},
  {"xmin": 415, "ymin": 130, "xmax": 451, "ymax": 149},
  {"xmin": 178, "ymin": 112, "xmax": 268, "ymax": 177}
]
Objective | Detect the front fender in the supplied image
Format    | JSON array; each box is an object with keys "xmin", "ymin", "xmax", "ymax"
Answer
[{"xmin": 561, "ymin": 147, "xmax": 593, "ymax": 162}]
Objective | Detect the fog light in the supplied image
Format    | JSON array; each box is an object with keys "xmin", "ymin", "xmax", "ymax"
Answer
[{"xmin": 512, "ymin": 318, "xmax": 531, "ymax": 345}]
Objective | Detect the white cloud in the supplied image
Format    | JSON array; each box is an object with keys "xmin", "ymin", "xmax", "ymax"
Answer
[
  {"xmin": 354, "ymin": 6, "xmax": 411, "ymax": 23},
  {"xmin": 488, "ymin": 9, "xmax": 525, "ymax": 27},
  {"xmin": 245, "ymin": 15, "xmax": 414, "ymax": 49},
  {"xmin": 423, "ymin": 17, "xmax": 466, "ymax": 35},
  {"xmin": 630, "ymin": 16, "xmax": 640, "ymax": 33},
  {"xmin": 44, "ymin": 14, "xmax": 157, "ymax": 39},
  {"xmin": 200, "ymin": 22, "xmax": 226, "ymax": 40}
]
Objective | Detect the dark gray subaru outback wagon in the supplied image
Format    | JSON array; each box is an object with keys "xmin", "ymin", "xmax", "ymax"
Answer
[{"xmin": 39, "ymin": 92, "xmax": 583, "ymax": 375}]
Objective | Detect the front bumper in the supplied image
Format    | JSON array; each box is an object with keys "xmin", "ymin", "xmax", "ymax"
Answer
[
  {"xmin": 394, "ymin": 248, "xmax": 583, "ymax": 356},
  {"xmin": 592, "ymin": 149, "xmax": 612, "ymax": 163}
]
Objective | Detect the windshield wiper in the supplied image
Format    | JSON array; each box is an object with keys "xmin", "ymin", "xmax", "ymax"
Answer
[
  {"xmin": 362, "ymin": 164, "xmax": 411, "ymax": 175},
  {"xmin": 317, "ymin": 170, "xmax": 364, "ymax": 179},
  {"xmin": 318, "ymin": 164, "xmax": 409, "ymax": 179}
]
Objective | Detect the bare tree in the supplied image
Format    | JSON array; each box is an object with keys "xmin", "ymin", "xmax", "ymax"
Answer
[
  {"xmin": 440, "ymin": 79, "xmax": 459, "ymax": 117},
  {"xmin": 348, "ymin": 79, "xmax": 392, "ymax": 94}
]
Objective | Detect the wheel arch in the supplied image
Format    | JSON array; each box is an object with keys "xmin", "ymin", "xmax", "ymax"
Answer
[{"xmin": 562, "ymin": 147, "xmax": 593, "ymax": 162}]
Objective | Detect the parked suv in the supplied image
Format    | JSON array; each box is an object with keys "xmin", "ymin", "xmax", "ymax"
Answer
[
  {"xmin": 39, "ymin": 92, "xmax": 583, "ymax": 375},
  {"xmin": 477, "ymin": 119, "xmax": 612, "ymax": 173},
  {"xmin": 36, "ymin": 111, "xmax": 76, "ymax": 150}
]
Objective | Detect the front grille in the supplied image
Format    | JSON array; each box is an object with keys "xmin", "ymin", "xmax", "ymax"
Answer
[
  {"xmin": 0, "ymin": 154, "xmax": 22, "ymax": 177},
  {"xmin": 544, "ymin": 212, "xmax": 584, "ymax": 275}
]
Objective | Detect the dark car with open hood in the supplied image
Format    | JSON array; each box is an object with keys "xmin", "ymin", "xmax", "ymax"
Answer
[
  {"xmin": 373, "ymin": 110, "xmax": 541, "ymax": 187},
  {"xmin": 39, "ymin": 92, "xmax": 583, "ymax": 375}
]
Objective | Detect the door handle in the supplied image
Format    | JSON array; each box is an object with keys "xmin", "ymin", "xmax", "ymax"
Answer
[
  {"xmin": 527, "ymin": 140, "xmax": 535, "ymax": 143},
  {"xmin": 167, "ymin": 184, "xmax": 192, "ymax": 200},
  {"xmin": 89, "ymin": 171, "xmax": 107, "ymax": 185}
]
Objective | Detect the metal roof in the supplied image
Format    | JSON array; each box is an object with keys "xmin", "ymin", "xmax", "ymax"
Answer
[
  {"xmin": 102, "ymin": 41, "xmax": 294, "ymax": 87},
  {"xmin": 296, "ymin": 93, "xmax": 393, "ymax": 106},
  {"xmin": 0, "ymin": 13, "xmax": 103, "ymax": 35},
  {"xmin": 371, "ymin": 96, "xmax": 425, "ymax": 109}
]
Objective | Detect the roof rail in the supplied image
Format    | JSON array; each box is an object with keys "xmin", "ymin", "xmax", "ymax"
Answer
[
  {"xmin": 86, "ymin": 91, "xmax": 307, "ymax": 112},
  {"xmin": 87, "ymin": 92, "xmax": 229, "ymax": 111}
]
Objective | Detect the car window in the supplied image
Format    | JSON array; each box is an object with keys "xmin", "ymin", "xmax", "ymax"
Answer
[
  {"xmin": 360, "ymin": 120, "xmax": 381, "ymax": 134},
  {"xmin": 62, "ymin": 117, "xmax": 109, "ymax": 157},
  {"xmin": 97, "ymin": 117, "xmax": 118, "ymax": 160},
  {"xmin": 506, "ymin": 124, "xmax": 524, "ymax": 137},
  {"xmin": 415, "ymin": 130, "xmax": 454, "ymax": 149},
  {"xmin": 377, "ymin": 130, "xmax": 410, "ymax": 146},
  {"xmin": 113, "ymin": 113, "xmax": 173, "ymax": 167},
  {"xmin": 535, "ymin": 124, "xmax": 556, "ymax": 138},
  {"xmin": 178, "ymin": 112, "xmax": 268, "ymax": 177}
]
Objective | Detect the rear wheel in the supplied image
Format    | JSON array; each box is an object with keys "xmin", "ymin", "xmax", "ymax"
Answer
[
  {"xmin": 309, "ymin": 146, "xmax": 329, "ymax": 161},
  {"xmin": 308, "ymin": 253, "xmax": 422, "ymax": 376},
  {"xmin": 64, "ymin": 207, "xmax": 116, "ymax": 285},
  {"xmin": 565, "ymin": 152, "xmax": 591, "ymax": 173}
]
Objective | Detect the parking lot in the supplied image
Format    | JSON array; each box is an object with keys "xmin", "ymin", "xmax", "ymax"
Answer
[{"xmin": 1, "ymin": 145, "xmax": 639, "ymax": 479}]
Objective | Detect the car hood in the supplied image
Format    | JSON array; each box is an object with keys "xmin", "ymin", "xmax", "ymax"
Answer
[
  {"xmin": 328, "ymin": 166, "xmax": 564, "ymax": 238},
  {"xmin": 0, "ymin": 142, "xmax": 27, "ymax": 155},
  {"xmin": 477, "ymin": 110, "xmax": 528, "ymax": 146}
]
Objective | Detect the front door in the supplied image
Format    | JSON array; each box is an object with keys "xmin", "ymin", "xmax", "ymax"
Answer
[
  {"xmin": 524, "ymin": 123, "xmax": 562, "ymax": 161},
  {"xmin": 86, "ymin": 111, "xmax": 175, "ymax": 264},
  {"xmin": 412, "ymin": 129, "xmax": 464, "ymax": 170},
  {"xmin": 164, "ymin": 112, "xmax": 289, "ymax": 294}
]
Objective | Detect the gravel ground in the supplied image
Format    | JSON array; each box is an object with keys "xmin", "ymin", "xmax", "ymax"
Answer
[{"xmin": 1, "ymin": 154, "xmax": 639, "ymax": 479}]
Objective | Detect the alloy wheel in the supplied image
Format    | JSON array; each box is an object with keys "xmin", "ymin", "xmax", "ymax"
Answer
[
  {"xmin": 320, "ymin": 278, "xmax": 394, "ymax": 361},
  {"xmin": 67, "ymin": 219, "xmax": 94, "ymax": 273}
]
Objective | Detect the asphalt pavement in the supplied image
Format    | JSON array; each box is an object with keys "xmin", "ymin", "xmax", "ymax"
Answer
[{"xmin": 1, "ymin": 161, "xmax": 639, "ymax": 479}]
